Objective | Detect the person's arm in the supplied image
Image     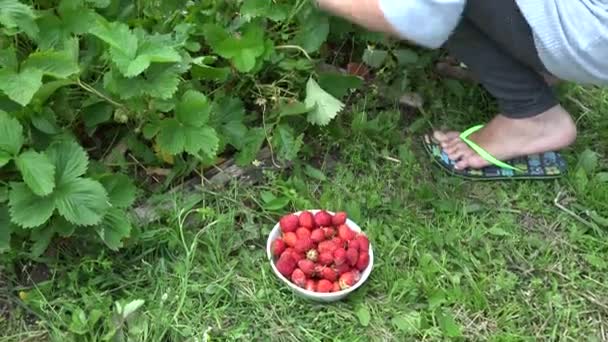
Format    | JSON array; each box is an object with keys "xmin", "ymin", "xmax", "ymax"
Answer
[{"xmin": 315, "ymin": 0, "xmax": 399, "ymax": 36}]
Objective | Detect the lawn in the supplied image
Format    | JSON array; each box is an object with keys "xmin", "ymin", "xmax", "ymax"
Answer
[{"xmin": 1, "ymin": 2, "xmax": 608, "ymax": 341}]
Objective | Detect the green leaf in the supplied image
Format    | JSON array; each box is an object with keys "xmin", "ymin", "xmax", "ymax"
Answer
[
  {"xmin": 0, "ymin": 111, "xmax": 24, "ymax": 156},
  {"xmin": 30, "ymin": 223, "xmax": 56, "ymax": 258},
  {"xmin": 278, "ymin": 101, "xmax": 311, "ymax": 117},
  {"xmin": 82, "ymin": 102, "xmax": 113, "ymax": 128},
  {"xmin": 577, "ymin": 149, "xmax": 598, "ymax": 174},
  {"xmin": 235, "ymin": 127, "xmax": 265, "ymax": 166},
  {"xmin": 304, "ymin": 77, "xmax": 344, "ymax": 126},
  {"xmin": 22, "ymin": 50, "xmax": 80, "ymax": 78},
  {"xmin": 392, "ymin": 311, "xmax": 421, "ymax": 334},
  {"xmin": 356, "ymin": 306, "xmax": 371, "ymax": 327},
  {"xmin": 156, "ymin": 119, "xmax": 185, "ymax": 155},
  {"xmin": 363, "ymin": 49, "xmax": 388, "ymax": 68},
  {"xmin": 50, "ymin": 217, "xmax": 76, "ymax": 237},
  {"xmin": 318, "ymin": 72, "xmax": 363, "ymax": 98},
  {"xmin": 184, "ymin": 126, "xmax": 219, "ymax": 159},
  {"xmin": 0, "ymin": 0, "xmax": 39, "ymax": 39},
  {"xmin": 0, "ymin": 151, "xmax": 10, "ymax": 168},
  {"xmin": 96, "ymin": 208, "xmax": 131, "ymax": 250},
  {"xmin": 394, "ymin": 49, "xmax": 419, "ymax": 65},
  {"xmin": 0, "ymin": 47, "xmax": 18, "ymax": 70},
  {"xmin": 487, "ymin": 227, "xmax": 510, "ymax": 237},
  {"xmin": 89, "ymin": 17, "xmax": 138, "ymax": 59},
  {"xmin": 263, "ymin": 197, "xmax": 289, "ymax": 211},
  {"xmin": 54, "ymin": 178, "xmax": 109, "ymax": 226},
  {"xmin": 176, "ymin": 90, "xmax": 210, "ymax": 127},
  {"xmin": 31, "ymin": 108, "xmax": 61, "ymax": 134},
  {"xmin": 0, "ymin": 67, "xmax": 43, "ymax": 106},
  {"xmin": 113, "ymin": 34, "xmax": 182, "ymax": 77},
  {"xmin": 203, "ymin": 23, "xmax": 265, "ymax": 73},
  {"xmin": 8, "ymin": 182, "xmax": 56, "ymax": 228},
  {"xmin": 294, "ymin": 12, "xmax": 329, "ymax": 53},
  {"xmin": 99, "ymin": 174, "xmax": 137, "ymax": 208},
  {"xmin": 47, "ymin": 140, "xmax": 89, "ymax": 186},
  {"xmin": 273, "ymin": 124, "xmax": 303, "ymax": 161},
  {"xmin": 221, "ymin": 121, "xmax": 248, "ymax": 150},
  {"xmin": 584, "ymin": 254, "xmax": 607, "ymax": 269},
  {"xmin": 15, "ymin": 151, "xmax": 56, "ymax": 196},
  {"xmin": 304, "ymin": 165, "xmax": 326, "ymax": 181},
  {"xmin": 437, "ymin": 311, "xmax": 462, "ymax": 338}
]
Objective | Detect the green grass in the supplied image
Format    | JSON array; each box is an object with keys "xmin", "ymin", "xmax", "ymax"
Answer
[{"xmin": 2, "ymin": 68, "xmax": 608, "ymax": 341}]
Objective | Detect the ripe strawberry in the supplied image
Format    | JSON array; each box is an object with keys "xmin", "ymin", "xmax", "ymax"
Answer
[
  {"xmin": 332, "ymin": 282, "xmax": 341, "ymax": 292},
  {"xmin": 311, "ymin": 229, "xmax": 326, "ymax": 243},
  {"xmin": 334, "ymin": 262, "xmax": 350, "ymax": 275},
  {"xmin": 318, "ymin": 252, "xmax": 333, "ymax": 266},
  {"xmin": 292, "ymin": 252, "xmax": 305, "ymax": 262},
  {"xmin": 283, "ymin": 232, "xmax": 297, "ymax": 247},
  {"xmin": 306, "ymin": 249, "xmax": 318, "ymax": 262},
  {"xmin": 332, "ymin": 237, "xmax": 345, "ymax": 249},
  {"xmin": 294, "ymin": 236, "xmax": 314, "ymax": 253},
  {"xmin": 296, "ymin": 227, "xmax": 311, "ymax": 240},
  {"xmin": 346, "ymin": 248, "xmax": 359, "ymax": 266},
  {"xmin": 339, "ymin": 271, "xmax": 360, "ymax": 290},
  {"xmin": 317, "ymin": 279, "xmax": 333, "ymax": 293},
  {"xmin": 347, "ymin": 239, "xmax": 360, "ymax": 251},
  {"xmin": 299, "ymin": 211, "xmax": 314, "ymax": 228},
  {"xmin": 305, "ymin": 279, "xmax": 316, "ymax": 292},
  {"xmin": 275, "ymin": 253, "xmax": 296, "ymax": 277},
  {"xmin": 283, "ymin": 247, "xmax": 295, "ymax": 257},
  {"xmin": 356, "ymin": 235, "xmax": 370, "ymax": 253},
  {"xmin": 321, "ymin": 267, "xmax": 337, "ymax": 282},
  {"xmin": 333, "ymin": 248, "xmax": 346, "ymax": 266},
  {"xmin": 318, "ymin": 240, "xmax": 337, "ymax": 254},
  {"xmin": 298, "ymin": 259, "xmax": 315, "ymax": 277},
  {"xmin": 272, "ymin": 239, "xmax": 286, "ymax": 257},
  {"xmin": 314, "ymin": 264, "xmax": 326, "ymax": 275},
  {"xmin": 332, "ymin": 212, "xmax": 347, "ymax": 226},
  {"xmin": 338, "ymin": 224, "xmax": 356, "ymax": 241},
  {"xmin": 279, "ymin": 214, "xmax": 299, "ymax": 233},
  {"xmin": 322, "ymin": 227, "xmax": 336, "ymax": 239},
  {"xmin": 314, "ymin": 211, "xmax": 332, "ymax": 227},
  {"xmin": 356, "ymin": 251, "xmax": 370, "ymax": 270},
  {"xmin": 291, "ymin": 268, "xmax": 307, "ymax": 287}
]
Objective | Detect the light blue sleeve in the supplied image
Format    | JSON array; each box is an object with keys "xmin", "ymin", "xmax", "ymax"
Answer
[{"xmin": 378, "ymin": 0, "xmax": 466, "ymax": 48}]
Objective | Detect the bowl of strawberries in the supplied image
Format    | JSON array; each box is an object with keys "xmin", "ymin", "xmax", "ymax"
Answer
[{"xmin": 266, "ymin": 210, "xmax": 373, "ymax": 302}]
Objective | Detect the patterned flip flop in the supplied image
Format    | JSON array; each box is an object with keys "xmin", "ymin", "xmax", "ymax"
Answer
[{"xmin": 422, "ymin": 125, "xmax": 567, "ymax": 180}]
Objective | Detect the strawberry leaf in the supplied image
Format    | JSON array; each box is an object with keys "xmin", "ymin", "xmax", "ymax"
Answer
[
  {"xmin": 0, "ymin": 0, "xmax": 38, "ymax": 39},
  {"xmin": 156, "ymin": 119, "xmax": 184, "ymax": 155},
  {"xmin": 235, "ymin": 127, "xmax": 266, "ymax": 166},
  {"xmin": 54, "ymin": 178, "xmax": 109, "ymax": 226},
  {"xmin": 15, "ymin": 151, "xmax": 56, "ymax": 196},
  {"xmin": 8, "ymin": 182, "xmax": 56, "ymax": 229},
  {"xmin": 46, "ymin": 140, "xmax": 89, "ymax": 186},
  {"xmin": 0, "ymin": 111, "xmax": 24, "ymax": 157},
  {"xmin": 304, "ymin": 77, "xmax": 344, "ymax": 126},
  {"xmin": 0, "ymin": 206, "xmax": 13, "ymax": 252},
  {"xmin": 176, "ymin": 90, "xmax": 210, "ymax": 127},
  {"xmin": 272, "ymin": 124, "xmax": 303, "ymax": 161},
  {"xmin": 294, "ymin": 11, "xmax": 329, "ymax": 53},
  {"xmin": 22, "ymin": 50, "xmax": 80, "ymax": 78},
  {"xmin": 203, "ymin": 22, "xmax": 265, "ymax": 73},
  {"xmin": 29, "ymin": 223, "xmax": 56, "ymax": 258},
  {"xmin": 0, "ymin": 67, "xmax": 43, "ymax": 106},
  {"xmin": 99, "ymin": 173, "xmax": 137, "ymax": 208},
  {"xmin": 96, "ymin": 208, "xmax": 131, "ymax": 250}
]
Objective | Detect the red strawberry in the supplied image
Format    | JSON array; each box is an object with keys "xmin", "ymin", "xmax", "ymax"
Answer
[
  {"xmin": 332, "ymin": 281, "xmax": 341, "ymax": 292},
  {"xmin": 298, "ymin": 259, "xmax": 315, "ymax": 277},
  {"xmin": 317, "ymin": 279, "xmax": 333, "ymax": 293},
  {"xmin": 346, "ymin": 248, "xmax": 359, "ymax": 266},
  {"xmin": 356, "ymin": 235, "xmax": 370, "ymax": 252},
  {"xmin": 338, "ymin": 224, "xmax": 356, "ymax": 241},
  {"xmin": 305, "ymin": 279, "xmax": 316, "ymax": 292},
  {"xmin": 332, "ymin": 212, "xmax": 347, "ymax": 226},
  {"xmin": 298, "ymin": 211, "xmax": 314, "ymax": 228},
  {"xmin": 314, "ymin": 264, "xmax": 326, "ymax": 275},
  {"xmin": 306, "ymin": 249, "xmax": 318, "ymax": 262},
  {"xmin": 318, "ymin": 252, "xmax": 333, "ymax": 266},
  {"xmin": 292, "ymin": 252, "xmax": 305, "ymax": 262},
  {"xmin": 333, "ymin": 248, "xmax": 346, "ymax": 266},
  {"xmin": 314, "ymin": 211, "xmax": 332, "ymax": 227},
  {"xmin": 323, "ymin": 227, "xmax": 336, "ymax": 239},
  {"xmin": 275, "ymin": 253, "xmax": 296, "ymax": 277},
  {"xmin": 283, "ymin": 232, "xmax": 297, "ymax": 247},
  {"xmin": 291, "ymin": 268, "xmax": 307, "ymax": 287},
  {"xmin": 311, "ymin": 229, "xmax": 326, "ymax": 243},
  {"xmin": 347, "ymin": 239, "xmax": 360, "ymax": 251},
  {"xmin": 272, "ymin": 239, "xmax": 286, "ymax": 257},
  {"xmin": 332, "ymin": 237, "xmax": 345, "ymax": 249},
  {"xmin": 318, "ymin": 240, "xmax": 337, "ymax": 254},
  {"xmin": 339, "ymin": 271, "xmax": 360, "ymax": 289},
  {"xmin": 294, "ymin": 237, "xmax": 314, "ymax": 253},
  {"xmin": 296, "ymin": 227, "xmax": 311, "ymax": 240},
  {"xmin": 356, "ymin": 251, "xmax": 370, "ymax": 270},
  {"xmin": 279, "ymin": 214, "xmax": 299, "ymax": 233},
  {"xmin": 321, "ymin": 267, "xmax": 337, "ymax": 282},
  {"xmin": 334, "ymin": 262, "xmax": 350, "ymax": 275}
]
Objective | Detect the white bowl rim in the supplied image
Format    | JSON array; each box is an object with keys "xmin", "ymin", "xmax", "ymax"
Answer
[{"xmin": 266, "ymin": 209, "xmax": 374, "ymax": 299}]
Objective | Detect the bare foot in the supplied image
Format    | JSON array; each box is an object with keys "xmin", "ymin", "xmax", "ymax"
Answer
[{"xmin": 433, "ymin": 105, "xmax": 577, "ymax": 170}]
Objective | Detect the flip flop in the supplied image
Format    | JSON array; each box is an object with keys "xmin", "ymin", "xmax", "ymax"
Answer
[{"xmin": 422, "ymin": 125, "xmax": 568, "ymax": 180}]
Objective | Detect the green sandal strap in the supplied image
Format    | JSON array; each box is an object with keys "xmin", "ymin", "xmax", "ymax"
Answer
[{"xmin": 460, "ymin": 125, "xmax": 523, "ymax": 172}]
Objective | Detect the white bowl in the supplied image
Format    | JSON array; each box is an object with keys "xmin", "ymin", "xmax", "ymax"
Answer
[{"xmin": 266, "ymin": 210, "xmax": 374, "ymax": 302}]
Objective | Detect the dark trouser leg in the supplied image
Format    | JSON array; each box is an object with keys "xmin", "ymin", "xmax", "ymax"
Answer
[{"xmin": 442, "ymin": 1, "xmax": 558, "ymax": 119}]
